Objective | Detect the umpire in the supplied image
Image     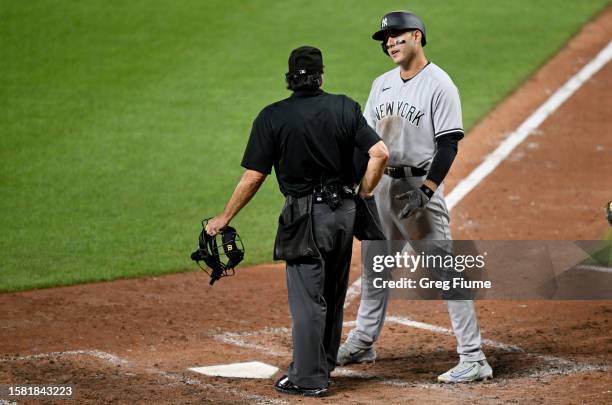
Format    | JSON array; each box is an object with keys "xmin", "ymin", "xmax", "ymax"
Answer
[{"xmin": 206, "ymin": 46, "xmax": 388, "ymax": 396}]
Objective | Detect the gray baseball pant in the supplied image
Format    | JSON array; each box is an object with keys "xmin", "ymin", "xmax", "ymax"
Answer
[{"xmin": 347, "ymin": 175, "xmax": 486, "ymax": 362}]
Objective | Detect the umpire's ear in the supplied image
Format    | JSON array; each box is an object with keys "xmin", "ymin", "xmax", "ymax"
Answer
[{"xmin": 353, "ymin": 149, "xmax": 369, "ymax": 183}]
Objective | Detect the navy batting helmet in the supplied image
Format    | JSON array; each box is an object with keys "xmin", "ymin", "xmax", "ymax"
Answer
[{"xmin": 372, "ymin": 11, "xmax": 426, "ymax": 46}]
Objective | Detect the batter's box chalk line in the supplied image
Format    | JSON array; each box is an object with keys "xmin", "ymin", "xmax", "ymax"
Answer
[
  {"xmin": 0, "ymin": 350, "xmax": 285, "ymax": 405},
  {"xmin": 384, "ymin": 315, "xmax": 523, "ymax": 352},
  {"xmin": 576, "ymin": 264, "xmax": 612, "ymax": 274},
  {"xmin": 374, "ymin": 317, "xmax": 608, "ymax": 378},
  {"xmin": 0, "ymin": 350, "xmax": 128, "ymax": 365},
  {"xmin": 211, "ymin": 326, "xmax": 291, "ymax": 357},
  {"xmin": 213, "ymin": 315, "xmax": 608, "ymax": 380}
]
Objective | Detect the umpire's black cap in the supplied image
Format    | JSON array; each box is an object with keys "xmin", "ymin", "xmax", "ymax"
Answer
[
  {"xmin": 288, "ymin": 46, "xmax": 324, "ymax": 75},
  {"xmin": 372, "ymin": 11, "xmax": 426, "ymax": 46}
]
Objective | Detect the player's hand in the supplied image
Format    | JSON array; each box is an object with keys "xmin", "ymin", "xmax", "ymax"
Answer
[
  {"xmin": 205, "ymin": 215, "xmax": 230, "ymax": 236},
  {"xmin": 395, "ymin": 187, "xmax": 431, "ymax": 218}
]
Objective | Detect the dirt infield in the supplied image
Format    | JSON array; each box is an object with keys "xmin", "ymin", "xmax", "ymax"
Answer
[{"xmin": 1, "ymin": 7, "xmax": 611, "ymax": 405}]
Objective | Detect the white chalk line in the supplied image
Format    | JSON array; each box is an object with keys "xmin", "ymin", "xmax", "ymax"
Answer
[
  {"xmin": 527, "ymin": 355, "xmax": 609, "ymax": 378},
  {"xmin": 335, "ymin": 358, "xmax": 608, "ymax": 384},
  {"xmin": 212, "ymin": 327, "xmax": 291, "ymax": 357},
  {"xmin": 576, "ymin": 264, "xmax": 612, "ymax": 274},
  {"xmin": 0, "ymin": 350, "xmax": 285, "ymax": 405},
  {"xmin": 343, "ymin": 40, "xmax": 612, "ymax": 311},
  {"xmin": 211, "ymin": 317, "xmax": 524, "ymax": 354},
  {"xmin": 213, "ymin": 317, "xmax": 608, "ymax": 382},
  {"xmin": 0, "ymin": 350, "xmax": 128, "ymax": 365},
  {"xmin": 214, "ymin": 335, "xmax": 287, "ymax": 357},
  {"xmin": 380, "ymin": 380, "xmax": 490, "ymax": 402},
  {"xmin": 446, "ymin": 40, "xmax": 612, "ymax": 210},
  {"xmin": 385, "ymin": 315, "xmax": 522, "ymax": 352},
  {"xmin": 334, "ymin": 361, "xmax": 608, "ymax": 387},
  {"xmin": 383, "ymin": 316, "xmax": 608, "ymax": 375}
]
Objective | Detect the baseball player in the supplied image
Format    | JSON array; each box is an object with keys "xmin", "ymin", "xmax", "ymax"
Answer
[
  {"xmin": 336, "ymin": 11, "xmax": 493, "ymax": 383},
  {"xmin": 206, "ymin": 46, "xmax": 389, "ymax": 396}
]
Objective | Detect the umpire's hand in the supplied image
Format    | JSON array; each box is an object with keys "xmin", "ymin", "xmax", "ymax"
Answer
[{"xmin": 205, "ymin": 215, "xmax": 230, "ymax": 236}]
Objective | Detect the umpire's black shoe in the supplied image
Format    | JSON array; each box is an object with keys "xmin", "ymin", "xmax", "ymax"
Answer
[{"xmin": 274, "ymin": 375, "xmax": 328, "ymax": 397}]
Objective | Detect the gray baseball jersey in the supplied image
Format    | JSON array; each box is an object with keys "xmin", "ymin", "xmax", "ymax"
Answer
[{"xmin": 363, "ymin": 63, "xmax": 464, "ymax": 168}]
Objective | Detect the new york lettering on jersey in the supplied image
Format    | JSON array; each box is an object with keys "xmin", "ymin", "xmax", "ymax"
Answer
[{"xmin": 374, "ymin": 100, "xmax": 425, "ymax": 126}]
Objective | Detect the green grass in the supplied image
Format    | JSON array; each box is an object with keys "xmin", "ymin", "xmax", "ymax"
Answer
[{"xmin": 1, "ymin": 0, "xmax": 608, "ymax": 291}]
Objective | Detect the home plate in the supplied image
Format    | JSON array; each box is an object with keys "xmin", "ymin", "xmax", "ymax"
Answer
[{"xmin": 189, "ymin": 361, "xmax": 279, "ymax": 379}]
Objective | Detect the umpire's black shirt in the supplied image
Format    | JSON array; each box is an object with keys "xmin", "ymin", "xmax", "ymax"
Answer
[{"xmin": 241, "ymin": 89, "xmax": 381, "ymax": 197}]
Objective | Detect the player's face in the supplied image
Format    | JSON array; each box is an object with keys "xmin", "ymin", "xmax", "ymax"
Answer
[{"xmin": 385, "ymin": 30, "xmax": 418, "ymax": 65}]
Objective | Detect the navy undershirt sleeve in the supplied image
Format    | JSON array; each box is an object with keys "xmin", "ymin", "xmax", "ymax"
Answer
[{"xmin": 426, "ymin": 132, "xmax": 461, "ymax": 186}]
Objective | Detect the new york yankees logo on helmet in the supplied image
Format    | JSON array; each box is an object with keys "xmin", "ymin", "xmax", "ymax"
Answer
[{"xmin": 372, "ymin": 10, "xmax": 427, "ymax": 47}]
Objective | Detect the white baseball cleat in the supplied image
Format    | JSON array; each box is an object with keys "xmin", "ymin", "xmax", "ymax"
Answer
[
  {"xmin": 336, "ymin": 342, "xmax": 377, "ymax": 366},
  {"xmin": 437, "ymin": 360, "xmax": 493, "ymax": 383}
]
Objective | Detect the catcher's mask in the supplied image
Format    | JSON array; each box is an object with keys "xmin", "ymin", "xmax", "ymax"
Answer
[{"xmin": 190, "ymin": 219, "xmax": 245, "ymax": 285}]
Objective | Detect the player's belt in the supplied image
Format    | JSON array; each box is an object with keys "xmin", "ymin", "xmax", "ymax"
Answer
[{"xmin": 384, "ymin": 166, "xmax": 427, "ymax": 178}]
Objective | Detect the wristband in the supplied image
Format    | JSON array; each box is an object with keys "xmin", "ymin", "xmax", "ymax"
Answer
[{"xmin": 419, "ymin": 184, "xmax": 435, "ymax": 199}]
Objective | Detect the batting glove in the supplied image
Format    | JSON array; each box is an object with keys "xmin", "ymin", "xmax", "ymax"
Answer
[{"xmin": 395, "ymin": 185, "xmax": 435, "ymax": 219}]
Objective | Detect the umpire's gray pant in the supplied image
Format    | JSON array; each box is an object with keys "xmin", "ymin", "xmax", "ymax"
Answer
[
  {"xmin": 347, "ymin": 175, "xmax": 486, "ymax": 362},
  {"xmin": 287, "ymin": 198, "xmax": 356, "ymax": 388}
]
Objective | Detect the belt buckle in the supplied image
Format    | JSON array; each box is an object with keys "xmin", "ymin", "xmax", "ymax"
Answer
[
  {"xmin": 313, "ymin": 189, "xmax": 324, "ymax": 203},
  {"xmin": 386, "ymin": 166, "xmax": 402, "ymax": 178}
]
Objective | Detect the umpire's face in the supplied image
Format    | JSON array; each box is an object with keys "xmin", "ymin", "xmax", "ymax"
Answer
[{"xmin": 385, "ymin": 30, "xmax": 421, "ymax": 66}]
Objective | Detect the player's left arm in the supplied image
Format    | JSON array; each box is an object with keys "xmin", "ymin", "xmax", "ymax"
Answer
[
  {"xmin": 421, "ymin": 82, "xmax": 464, "ymax": 196},
  {"xmin": 396, "ymin": 83, "xmax": 463, "ymax": 218},
  {"xmin": 421, "ymin": 133, "xmax": 461, "ymax": 194}
]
